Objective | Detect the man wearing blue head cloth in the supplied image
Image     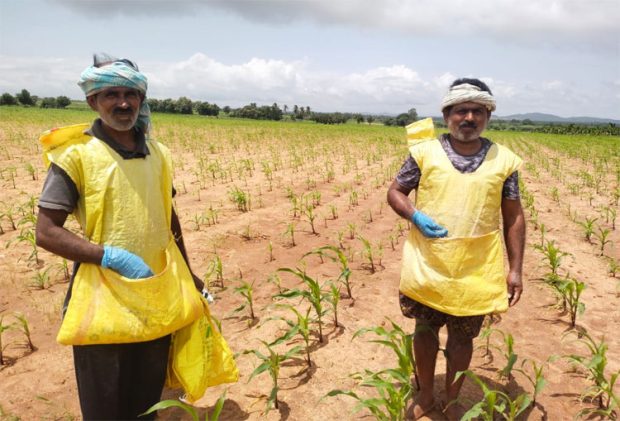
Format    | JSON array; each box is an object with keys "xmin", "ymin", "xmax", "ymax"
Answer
[{"xmin": 36, "ymin": 54, "xmax": 207, "ymax": 420}]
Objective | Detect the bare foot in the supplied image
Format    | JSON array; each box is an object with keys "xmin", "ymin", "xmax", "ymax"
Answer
[
  {"xmin": 443, "ymin": 401, "xmax": 466, "ymax": 421},
  {"xmin": 406, "ymin": 395, "xmax": 436, "ymax": 420}
]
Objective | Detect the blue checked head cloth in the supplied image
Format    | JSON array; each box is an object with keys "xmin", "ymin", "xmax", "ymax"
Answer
[{"xmin": 78, "ymin": 53, "xmax": 151, "ymax": 134}]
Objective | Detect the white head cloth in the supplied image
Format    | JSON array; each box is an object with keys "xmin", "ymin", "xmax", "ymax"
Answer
[{"xmin": 441, "ymin": 83, "xmax": 496, "ymax": 112}]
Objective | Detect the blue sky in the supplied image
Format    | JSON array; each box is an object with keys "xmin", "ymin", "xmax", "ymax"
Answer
[{"xmin": 1, "ymin": 0, "xmax": 619, "ymax": 118}]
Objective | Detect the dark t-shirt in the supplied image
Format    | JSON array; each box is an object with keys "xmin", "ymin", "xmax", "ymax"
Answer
[{"xmin": 395, "ymin": 134, "xmax": 520, "ymax": 199}]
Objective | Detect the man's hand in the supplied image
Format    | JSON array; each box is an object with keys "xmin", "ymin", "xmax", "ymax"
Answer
[
  {"xmin": 101, "ymin": 246, "xmax": 154, "ymax": 279},
  {"xmin": 411, "ymin": 211, "xmax": 448, "ymax": 238},
  {"xmin": 506, "ymin": 271, "xmax": 522, "ymax": 307}
]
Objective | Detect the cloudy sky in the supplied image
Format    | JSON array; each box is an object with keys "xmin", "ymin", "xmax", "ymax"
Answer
[{"xmin": 1, "ymin": 0, "xmax": 619, "ymax": 118}]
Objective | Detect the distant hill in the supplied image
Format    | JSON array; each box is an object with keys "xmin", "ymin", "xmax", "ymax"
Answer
[{"xmin": 494, "ymin": 113, "xmax": 620, "ymax": 124}]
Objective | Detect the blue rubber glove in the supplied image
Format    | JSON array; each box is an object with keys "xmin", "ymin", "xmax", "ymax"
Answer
[
  {"xmin": 411, "ymin": 211, "xmax": 448, "ymax": 238},
  {"xmin": 101, "ymin": 245, "xmax": 154, "ymax": 279}
]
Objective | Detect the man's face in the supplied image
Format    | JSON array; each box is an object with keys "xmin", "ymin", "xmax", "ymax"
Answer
[
  {"xmin": 443, "ymin": 102, "xmax": 490, "ymax": 143},
  {"xmin": 87, "ymin": 87, "xmax": 142, "ymax": 132}
]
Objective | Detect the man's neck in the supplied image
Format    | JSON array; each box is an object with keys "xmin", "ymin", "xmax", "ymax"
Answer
[
  {"xmin": 448, "ymin": 135, "xmax": 482, "ymax": 156},
  {"xmin": 100, "ymin": 122, "xmax": 136, "ymax": 151}
]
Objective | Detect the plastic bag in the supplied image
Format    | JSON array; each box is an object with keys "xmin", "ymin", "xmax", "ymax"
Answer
[{"xmin": 166, "ymin": 299, "xmax": 239, "ymax": 402}]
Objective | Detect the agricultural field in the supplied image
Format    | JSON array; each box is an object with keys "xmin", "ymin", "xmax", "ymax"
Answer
[{"xmin": 0, "ymin": 107, "xmax": 618, "ymax": 420}]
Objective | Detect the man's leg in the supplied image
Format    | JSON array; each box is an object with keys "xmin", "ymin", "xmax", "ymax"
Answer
[
  {"xmin": 125, "ymin": 335, "xmax": 171, "ymax": 420},
  {"xmin": 444, "ymin": 315, "xmax": 484, "ymax": 420},
  {"xmin": 73, "ymin": 343, "xmax": 125, "ymax": 420},
  {"xmin": 410, "ymin": 320, "xmax": 440, "ymax": 418},
  {"xmin": 444, "ymin": 333, "xmax": 474, "ymax": 409}
]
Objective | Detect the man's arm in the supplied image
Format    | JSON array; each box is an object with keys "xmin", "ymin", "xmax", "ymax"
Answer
[
  {"xmin": 501, "ymin": 198, "xmax": 526, "ymax": 307},
  {"xmin": 387, "ymin": 179, "xmax": 415, "ymax": 220},
  {"xmin": 387, "ymin": 179, "xmax": 448, "ymax": 237},
  {"xmin": 171, "ymin": 207, "xmax": 204, "ymax": 291},
  {"xmin": 36, "ymin": 207, "xmax": 104, "ymax": 263}
]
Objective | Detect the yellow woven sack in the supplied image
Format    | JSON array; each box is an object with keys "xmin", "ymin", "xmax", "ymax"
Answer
[
  {"xmin": 57, "ymin": 239, "xmax": 204, "ymax": 345},
  {"xmin": 406, "ymin": 117, "xmax": 435, "ymax": 147},
  {"xmin": 399, "ymin": 134, "xmax": 523, "ymax": 316},
  {"xmin": 40, "ymin": 123, "xmax": 92, "ymax": 168},
  {"xmin": 400, "ymin": 228, "xmax": 507, "ymax": 316},
  {"xmin": 166, "ymin": 299, "xmax": 239, "ymax": 402}
]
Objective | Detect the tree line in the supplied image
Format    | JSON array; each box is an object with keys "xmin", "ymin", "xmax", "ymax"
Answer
[
  {"xmin": 0, "ymin": 89, "xmax": 427, "ymax": 130},
  {"xmin": 3, "ymin": 89, "xmax": 617, "ymax": 135},
  {"xmin": 148, "ymin": 97, "xmax": 222, "ymax": 116},
  {"xmin": 433, "ymin": 118, "xmax": 619, "ymax": 136},
  {"xmin": 0, "ymin": 89, "xmax": 71, "ymax": 109},
  {"xmin": 486, "ymin": 120, "xmax": 620, "ymax": 136},
  {"xmin": 1, "ymin": 89, "xmax": 413, "ymax": 126}
]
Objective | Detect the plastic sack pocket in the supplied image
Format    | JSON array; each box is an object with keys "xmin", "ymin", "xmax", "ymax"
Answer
[
  {"xmin": 412, "ymin": 229, "xmax": 503, "ymax": 279},
  {"xmin": 57, "ymin": 240, "xmax": 203, "ymax": 345},
  {"xmin": 166, "ymin": 298, "xmax": 239, "ymax": 402}
]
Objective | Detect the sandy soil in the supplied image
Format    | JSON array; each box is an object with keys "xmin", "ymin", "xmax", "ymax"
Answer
[{"xmin": 0, "ymin": 129, "xmax": 618, "ymax": 421}]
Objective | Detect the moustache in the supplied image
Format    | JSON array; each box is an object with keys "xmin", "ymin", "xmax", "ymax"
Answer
[
  {"xmin": 113, "ymin": 107, "xmax": 135, "ymax": 115},
  {"xmin": 459, "ymin": 122, "xmax": 477, "ymax": 129}
]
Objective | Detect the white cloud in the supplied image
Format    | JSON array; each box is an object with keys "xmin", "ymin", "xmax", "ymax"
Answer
[
  {"xmin": 0, "ymin": 55, "xmax": 84, "ymax": 98},
  {"xmin": 146, "ymin": 53, "xmax": 306, "ymax": 105},
  {"xmin": 145, "ymin": 55, "xmax": 438, "ymax": 113},
  {"xmin": 1, "ymin": 53, "xmax": 618, "ymax": 118}
]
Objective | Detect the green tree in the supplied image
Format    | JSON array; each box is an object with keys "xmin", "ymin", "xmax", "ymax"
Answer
[
  {"xmin": 394, "ymin": 113, "xmax": 409, "ymax": 126},
  {"xmin": 56, "ymin": 96, "xmax": 71, "ymax": 108},
  {"xmin": 0, "ymin": 93, "xmax": 17, "ymax": 105},
  {"xmin": 16, "ymin": 89, "xmax": 35, "ymax": 106},
  {"xmin": 383, "ymin": 117, "xmax": 397, "ymax": 126},
  {"xmin": 40, "ymin": 97, "xmax": 57, "ymax": 108},
  {"xmin": 196, "ymin": 101, "xmax": 220, "ymax": 116},
  {"xmin": 161, "ymin": 98, "xmax": 175, "ymax": 113},
  {"xmin": 269, "ymin": 103, "xmax": 283, "ymax": 121},
  {"xmin": 407, "ymin": 107, "xmax": 418, "ymax": 122},
  {"xmin": 175, "ymin": 96, "xmax": 193, "ymax": 114},
  {"xmin": 232, "ymin": 103, "xmax": 259, "ymax": 119},
  {"xmin": 147, "ymin": 98, "xmax": 161, "ymax": 111}
]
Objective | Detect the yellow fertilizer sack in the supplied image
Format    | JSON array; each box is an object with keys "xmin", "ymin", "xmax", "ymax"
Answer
[
  {"xmin": 406, "ymin": 117, "xmax": 435, "ymax": 147},
  {"xmin": 40, "ymin": 123, "xmax": 92, "ymax": 168},
  {"xmin": 57, "ymin": 239, "xmax": 204, "ymax": 345},
  {"xmin": 167, "ymin": 299, "xmax": 239, "ymax": 402}
]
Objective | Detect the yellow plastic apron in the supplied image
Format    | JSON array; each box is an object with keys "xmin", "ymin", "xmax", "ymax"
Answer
[
  {"xmin": 399, "ymin": 135, "xmax": 522, "ymax": 316},
  {"xmin": 41, "ymin": 124, "xmax": 203, "ymax": 344}
]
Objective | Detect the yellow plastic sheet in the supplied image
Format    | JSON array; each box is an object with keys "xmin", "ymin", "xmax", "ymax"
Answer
[
  {"xmin": 40, "ymin": 123, "xmax": 92, "ymax": 168},
  {"xmin": 406, "ymin": 117, "xmax": 435, "ymax": 147},
  {"xmin": 57, "ymin": 240, "xmax": 204, "ymax": 345},
  {"xmin": 399, "ymin": 130, "xmax": 523, "ymax": 316},
  {"xmin": 400, "ymin": 228, "xmax": 507, "ymax": 316},
  {"xmin": 166, "ymin": 299, "xmax": 239, "ymax": 402}
]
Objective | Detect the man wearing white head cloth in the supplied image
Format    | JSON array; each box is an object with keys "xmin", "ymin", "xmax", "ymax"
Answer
[
  {"xmin": 387, "ymin": 78, "xmax": 525, "ymax": 420},
  {"xmin": 36, "ymin": 54, "xmax": 207, "ymax": 420}
]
